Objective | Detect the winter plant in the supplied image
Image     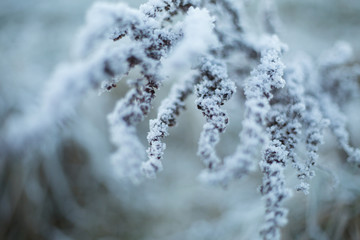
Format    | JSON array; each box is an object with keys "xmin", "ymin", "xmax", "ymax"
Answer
[{"xmin": 2, "ymin": 0, "xmax": 360, "ymax": 239}]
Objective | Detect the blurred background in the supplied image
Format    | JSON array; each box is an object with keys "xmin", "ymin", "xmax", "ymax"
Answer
[{"xmin": 0, "ymin": 0, "xmax": 360, "ymax": 239}]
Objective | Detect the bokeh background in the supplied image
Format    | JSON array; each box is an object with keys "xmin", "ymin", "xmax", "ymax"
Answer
[{"xmin": 1, "ymin": 0, "xmax": 360, "ymax": 239}]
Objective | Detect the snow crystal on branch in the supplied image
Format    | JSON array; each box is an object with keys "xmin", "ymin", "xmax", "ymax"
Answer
[
  {"xmin": 195, "ymin": 57, "xmax": 236, "ymax": 170},
  {"xmin": 277, "ymin": 64, "xmax": 305, "ymax": 169},
  {"xmin": 272, "ymin": 59, "xmax": 326, "ymax": 194},
  {"xmin": 4, "ymin": 1, "xmax": 360, "ymax": 239},
  {"xmin": 257, "ymin": 61, "xmax": 308, "ymax": 238},
  {"xmin": 107, "ymin": 3, "xmax": 221, "ymax": 180},
  {"xmin": 141, "ymin": 6, "xmax": 219, "ymax": 178},
  {"xmin": 259, "ymin": 140, "xmax": 291, "ymax": 240},
  {"xmin": 108, "ymin": 68, "xmax": 161, "ymax": 182},
  {"xmin": 6, "ymin": 0, "xmax": 191, "ymax": 150},
  {"xmin": 96, "ymin": 0, "xmax": 202, "ymax": 91},
  {"xmin": 297, "ymin": 95, "xmax": 328, "ymax": 193},
  {"xmin": 200, "ymin": 36, "xmax": 287, "ymax": 185},
  {"xmin": 143, "ymin": 72, "xmax": 198, "ymax": 178}
]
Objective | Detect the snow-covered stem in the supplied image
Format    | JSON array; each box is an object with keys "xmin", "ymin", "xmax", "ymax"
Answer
[
  {"xmin": 87, "ymin": 0, "xmax": 199, "ymax": 91},
  {"xmin": 200, "ymin": 36, "xmax": 287, "ymax": 185},
  {"xmin": 258, "ymin": 62, "xmax": 309, "ymax": 237},
  {"xmin": 108, "ymin": 67, "xmax": 161, "ymax": 182},
  {"xmin": 5, "ymin": 0, "xmax": 187, "ymax": 150},
  {"xmin": 259, "ymin": 140, "xmax": 291, "ymax": 240},
  {"xmin": 296, "ymin": 95, "xmax": 328, "ymax": 193},
  {"xmin": 275, "ymin": 60, "xmax": 326, "ymax": 194},
  {"xmin": 278, "ymin": 65, "xmax": 305, "ymax": 167},
  {"xmin": 107, "ymin": 3, "xmax": 217, "ymax": 180},
  {"xmin": 195, "ymin": 57, "xmax": 236, "ymax": 170},
  {"xmin": 143, "ymin": 72, "xmax": 199, "ymax": 178},
  {"xmin": 3, "ymin": 2, "xmax": 360, "ymax": 239}
]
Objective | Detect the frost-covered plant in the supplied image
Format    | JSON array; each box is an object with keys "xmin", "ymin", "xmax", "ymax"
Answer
[{"xmin": 2, "ymin": 0, "xmax": 360, "ymax": 239}]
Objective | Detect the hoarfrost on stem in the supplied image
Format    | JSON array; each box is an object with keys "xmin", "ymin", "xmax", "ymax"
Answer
[
  {"xmin": 3, "ymin": 1, "xmax": 360, "ymax": 240},
  {"xmin": 195, "ymin": 57, "xmax": 236, "ymax": 171},
  {"xmin": 200, "ymin": 36, "xmax": 287, "ymax": 185},
  {"xmin": 143, "ymin": 71, "xmax": 198, "ymax": 178}
]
